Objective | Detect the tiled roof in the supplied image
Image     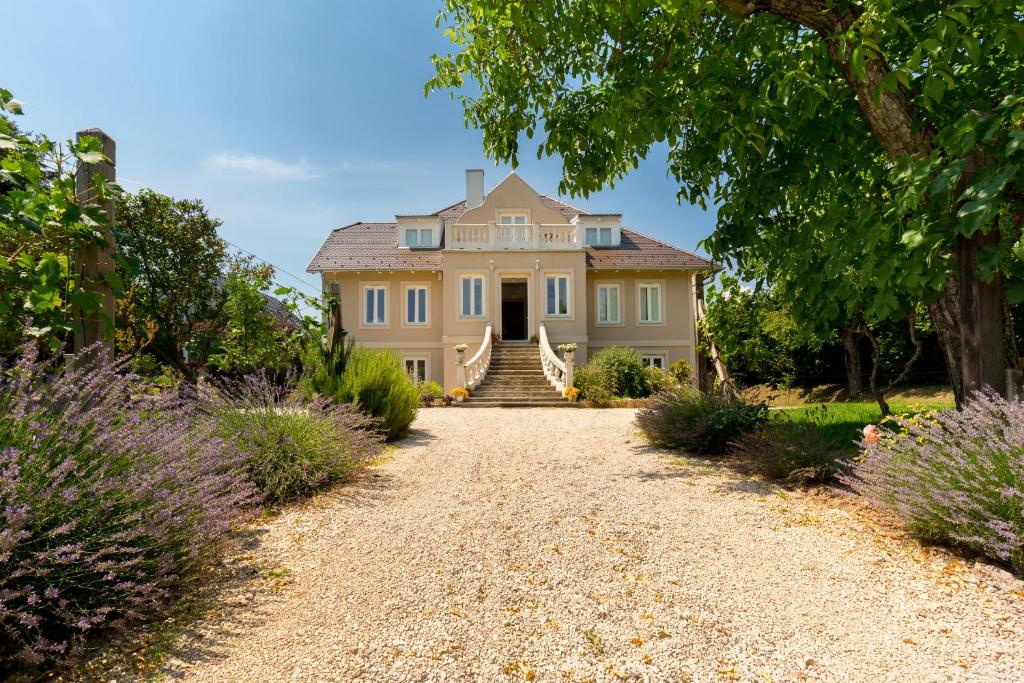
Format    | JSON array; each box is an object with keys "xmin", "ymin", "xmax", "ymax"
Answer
[
  {"xmin": 307, "ymin": 222, "xmax": 443, "ymax": 272},
  {"xmin": 585, "ymin": 228, "xmax": 713, "ymax": 270},
  {"xmin": 307, "ymin": 199, "xmax": 713, "ymax": 273}
]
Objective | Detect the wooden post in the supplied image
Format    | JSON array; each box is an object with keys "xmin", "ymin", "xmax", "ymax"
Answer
[{"xmin": 72, "ymin": 128, "xmax": 116, "ymax": 357}]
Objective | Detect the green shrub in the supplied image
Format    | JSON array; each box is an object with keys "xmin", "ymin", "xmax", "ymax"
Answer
[
  {"xmin": 643, "ymin": 365, "xmax": 668, "ymax": 395},
  {"xmin": 636, "ymin": 385, "xmax": 768, "ymax": 454},
  {"xmin": 591, "ymin": 346, "xmax": 649, "ymax": 398},
  {"xmin": 332, "ymin": 347, "xmax": 419, "ymax": 440},
  {"xmin": 213, "ymin": 374, "xmax": 385, "ymax": 504},
  {"xmin": 418, "ymin": 380, "xmax": 444, "ymax": 402},
  {"xmin": 731, "ymin": 405, "xmax": 848, "ymax": 484},
  {"xmin": 669, "ymin": 357, "xmax": 693, "ymax": 384},
  {"xmin": 572, "ymin": 363, "xmax": 614, "ymax": 404}
]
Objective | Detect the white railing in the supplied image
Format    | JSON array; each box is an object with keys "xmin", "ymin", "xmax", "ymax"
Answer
[
  {"xmin": 538, "ymin": 323, "xmax": 568, "ymax": 393},
  {"xmin": 447, "ymin": 221, "xmax": 580, "ymax": 250},
  {"xmin": 462, "ymin": 323, "xmax": 493, "ymax": 389}
]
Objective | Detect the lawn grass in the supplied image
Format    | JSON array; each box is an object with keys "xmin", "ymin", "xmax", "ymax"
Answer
[{"xmin": 773, "ymin": 401, "xmax": 955, "ymax": 456}]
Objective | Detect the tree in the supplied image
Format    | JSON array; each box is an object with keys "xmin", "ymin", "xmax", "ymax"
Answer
[
  {"xmin": 116, "ymin": 189, "xmax": 226, "ymax": 375},
  {"xmin": 206, "ymin": 256, "xmax": 295, "ymax": 377},
  {"xmin": 0, "ymin": 88, "xmax": 119, "ymax": 359},
  {"xmin": 428, "ymin": 0, "xmax": 1024, "ymax": 404},
  {"xmin": 701, "ymin": 275, "xmax": 835, "ymax": 388}
]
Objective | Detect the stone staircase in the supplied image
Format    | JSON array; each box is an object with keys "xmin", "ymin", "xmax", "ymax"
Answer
[{"xmin": 462, "ymin": 342, "xmax": 570, "ymax": 407}]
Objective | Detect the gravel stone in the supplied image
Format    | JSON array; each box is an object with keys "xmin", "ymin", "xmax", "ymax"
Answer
[{"xmin": 165, "ymin": 408, "xmax": 1024, "ymax": 682}]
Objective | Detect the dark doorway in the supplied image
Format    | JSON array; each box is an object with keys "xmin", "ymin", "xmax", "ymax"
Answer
[{"xmin": 501, "ymin": 280, "xmax": 528, "ymax": 341}]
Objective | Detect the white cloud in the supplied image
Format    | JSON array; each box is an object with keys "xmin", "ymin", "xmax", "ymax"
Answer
[{"xmin": 205, "ymin": 153, "xmax": 323, "ymax": 181}]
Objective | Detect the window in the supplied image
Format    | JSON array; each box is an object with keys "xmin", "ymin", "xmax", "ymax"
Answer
[
  {"xmin": 405, "ymin": 228, "xmax": 432, "ymax": 248},
  {"xmin": 584, "ymin": 227, "xmax": 613, "ymax": 246},
  {"xmin": 404, "ymin": 357, "xmax": 427, "ymax": 383},
  {"xmin": 405, "ymin": 285, "xmax": 428, "ymax": 325},
  {"xmin": 460, "ymin": 275, "xmax": 484, "ymax": 318},
  {"xmin": 596, "ymin": 284, "xmax": 621, "ymax": 324},
  {"xmin": 499, "ymin": 213, "xmax": 528, "ymax": 242},
  {"xmin": 641, "ymin": 355, "xmax": 666, "ymax": 370},
  {"xmin": 545, "ymin": 275, "xmax": 570, "ymax": 317},
  {"xmin": 638, "ymin": 283, "xmax": 663, "ymax": 324},
  {"xmin": 363, "ymin": 285, "xmax": 386, "ymax": 325}
]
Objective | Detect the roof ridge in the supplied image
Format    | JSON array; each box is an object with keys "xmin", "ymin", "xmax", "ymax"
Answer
[
  {"xmin": 541, "ymin": 194, "xmax": 590, "ymax": 216},
  {"xmin": 331, "ymin": 221, "xmax": 364, "ymax": 232},
  {"xmin": 432, "ymin": 198, "xmax": 467, "ymax": 216},
  {"xmin": 622, "ymin": 227, "xmax": 712, "ymax": 264}
]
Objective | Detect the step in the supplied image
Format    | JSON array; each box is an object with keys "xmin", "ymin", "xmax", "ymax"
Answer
[
  {"xmin": 462, "ymin": 398, "xmax": 570, "ymax": 407},
  {"xmin": 472, "ymin": 390, "xmax": 560, "ymax": 397}
]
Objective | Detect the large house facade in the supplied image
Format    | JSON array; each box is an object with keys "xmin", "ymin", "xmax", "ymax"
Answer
[{"xmin": 307, "ymin": 170, "xmax": 712, "ymax": 396}]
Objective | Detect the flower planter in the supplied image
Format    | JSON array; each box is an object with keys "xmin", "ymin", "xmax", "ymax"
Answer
[{"xmin": 432, "ymin": 398, "xmax": 444, "ymax": 407}]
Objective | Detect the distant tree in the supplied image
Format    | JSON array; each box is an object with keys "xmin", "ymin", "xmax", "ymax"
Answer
[
  {"xmin": 429, "ymin": 1, "xmax": 1024, "ymax": 404},
  {"xmin": 701, "ymin": 275, "xmax": 835, "ymax": 389},
  {"xmin": 115, "ymin": 189, "xmax": 226, "ymax": 375},
  {"xmin": 206, "ymin": 256, "xmax": 294, "ymax": 377}
]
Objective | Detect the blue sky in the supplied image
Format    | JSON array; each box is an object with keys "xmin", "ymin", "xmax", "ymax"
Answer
[{"xmin": 7, "ymin": 1, "xmax": 716, "ymax": 298}]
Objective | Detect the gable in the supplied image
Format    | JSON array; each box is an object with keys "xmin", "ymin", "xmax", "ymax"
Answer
[{"xmin": 455, "ymin": 173, "xmax": 568, "ymax": 225}]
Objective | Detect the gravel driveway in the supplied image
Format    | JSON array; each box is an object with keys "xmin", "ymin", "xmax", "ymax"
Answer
[{"xmin": 165, "ymin": 408, "xmax": 1024, "ymax": 682}]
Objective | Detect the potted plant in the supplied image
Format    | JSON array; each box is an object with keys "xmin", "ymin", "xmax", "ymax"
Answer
[
  {"xmin": 557, "ymin": 342, "xmax": 577, "ymax": 362},
  {"xmin": 454, "ymin": 343, "xmax": 468, "ymax": 364},
  {"xmin": 451, "ymin": 386, "xmax": 470, "ymax": 403},
  {"xmin": 418, "ymin": 380, "xmax": 444, "ymax": 407}
]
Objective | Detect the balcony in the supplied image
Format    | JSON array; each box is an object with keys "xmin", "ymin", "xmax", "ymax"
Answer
[{"xmin": 445, "ymin": 222, "xmax": 581, "ymax": 250}]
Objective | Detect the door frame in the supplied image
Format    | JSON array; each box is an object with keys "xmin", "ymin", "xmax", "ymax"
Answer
[{"xmin": 497, "ymin": 272, "xmax": 532, "ymax": 341}]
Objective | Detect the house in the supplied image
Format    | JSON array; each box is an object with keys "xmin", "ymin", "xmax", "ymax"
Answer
[{"xmin": 307, "ymin": 170, "xmax": 713, "ymax": 402}]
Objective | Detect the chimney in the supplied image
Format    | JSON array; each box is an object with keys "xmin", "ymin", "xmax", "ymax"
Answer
[{"xmin": 465, "ymin": 168, "xmax": 484, "ymax": 209}]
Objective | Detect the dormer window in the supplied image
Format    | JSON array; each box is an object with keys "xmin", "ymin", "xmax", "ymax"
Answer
[
  {"xmin": 405, "ymin": 227, "xmax": 433, "ymax": 248},
  {"xmin": 498, "ymin": 212, "xmax": 529, "ymax": 242},
  {"xmin": 585, "ymin": 227, "xmax": 613, "ymax": 246}
]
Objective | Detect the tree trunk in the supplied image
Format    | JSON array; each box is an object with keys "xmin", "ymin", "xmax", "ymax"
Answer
[
  {"xmin": 958, "ymin": 229, "xmax": 1009, "ymax": 397},
  {"xmin": 928, "ymin": 278, "xmax": 965, "ymax": 407},
  {"xmin": 840, "ymin": 325, "xmax": 863, "ymax": 398}
]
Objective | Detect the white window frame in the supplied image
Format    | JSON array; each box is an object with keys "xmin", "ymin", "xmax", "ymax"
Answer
[
  {"xmin": 584, "ymin": 226, "xmax": 613, "ymax": 246},
  {"xmin": 641, "ymin": 354, "xmax": 667, "ymax": 370},
  {"xmin": 403, "ymin": 283, "xmax": 429, "ymax": 326},
  {"xmin": 595, "ymin": 282, "xmax": 622, "ymax": 326},
  {"xmin": 403, "ymin": 356, "xmax": 428, "ymax": 383},
  {"xmin": 459, "ymin": 274, "xmax": 486, "ymax": 319},
  {"xmin": 361, "ymin": 283, "xmax": 388, "ymax": 327},
  {"xmin": 637, "ymin": 281, "xmax": 664, "ymax": 325},
  {"xmin": 405, "ymin": 227, "xmax": 433, "ymax": 248},
  {"xmin": 544, "ymin": 273, "xmax": 571, "ymax": 318}
]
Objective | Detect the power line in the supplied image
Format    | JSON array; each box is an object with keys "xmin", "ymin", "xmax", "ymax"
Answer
[{"xmin": 223, "ymin": 239, "xmax": 322, "ymax": 294}]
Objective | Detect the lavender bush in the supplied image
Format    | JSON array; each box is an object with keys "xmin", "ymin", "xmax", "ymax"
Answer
[
  {"xmin": 0, "ymin": 345, "xmax": 255, "ymax": 669},
  {"xmin": 211, "ymin": 374, "xmax": 385, "ymax": 504},
  {"xmin": 842, "ymin": 390, "xmax": 1024, "ymax": 575}
]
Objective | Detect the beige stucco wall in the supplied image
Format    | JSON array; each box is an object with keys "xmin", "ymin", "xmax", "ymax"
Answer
[
  {"xmin": 322, "ymin": 270, "xmax": 445, "ymax": 385},
  {"xmin": 584, "ymin": 270, "xmax": 699, "ymax": 379},
  {"xmin": 456, "ymin": 173, "xmax": 569, "ymax": 226}
]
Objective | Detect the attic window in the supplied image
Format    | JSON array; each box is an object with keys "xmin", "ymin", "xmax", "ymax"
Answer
[
  {"xmin": 405, "ymin": 228, "xmax": 433, "ymax": 248},
  {"xmin": 585, "ymin": 227, "xmax": 613, "ymax": 246}
]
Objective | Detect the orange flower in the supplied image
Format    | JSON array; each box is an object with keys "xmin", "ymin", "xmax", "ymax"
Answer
[{"xmin": 862, "ymin": 424, "xmax": 879, "ymax": 445}]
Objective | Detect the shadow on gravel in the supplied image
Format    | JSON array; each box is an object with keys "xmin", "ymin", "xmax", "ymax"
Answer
[{"xmin": 397, "ymin": 426, "xmax": 437, "ymax": 447}]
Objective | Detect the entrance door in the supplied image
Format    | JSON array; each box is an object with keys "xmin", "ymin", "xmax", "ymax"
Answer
[{"xmin": 501, "ymin": 280, "xmax": 528, "ymax": 340}]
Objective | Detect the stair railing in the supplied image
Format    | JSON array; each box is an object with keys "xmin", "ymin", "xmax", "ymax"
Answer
[
  {"xmin": 463, "ymin": 323, "xmax": 493, "ymax": 389},
  {"xmin": 538, "ymin": 323, "xmax": 567, "ymax": 392}
]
